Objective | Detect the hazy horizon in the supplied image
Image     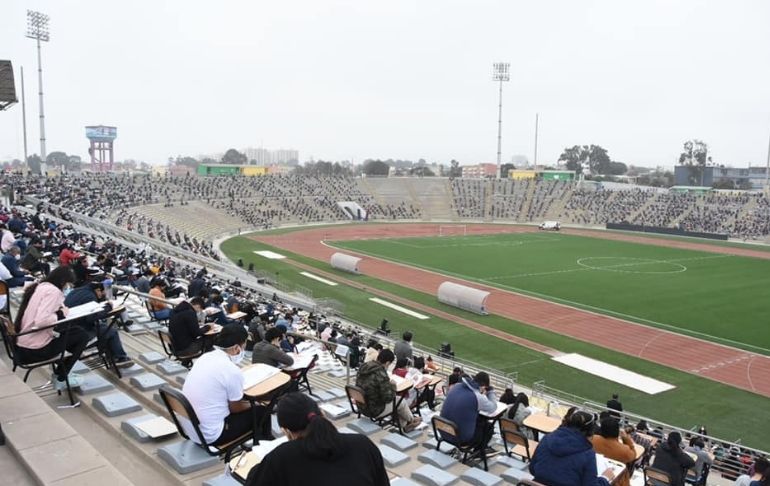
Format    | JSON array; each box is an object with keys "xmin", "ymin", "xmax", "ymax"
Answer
[{"xmin": 1, "ymin": 0, "xmax": 769, "ymax": 169}]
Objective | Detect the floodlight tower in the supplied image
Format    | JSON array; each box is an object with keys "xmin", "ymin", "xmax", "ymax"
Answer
[
  {"xmin": 26, "ymin": 10, "xmax": 50, "ymax": 160},
  {"xmin": 492, "ymin": 62, "xmax": 510, "ymax": 179}
]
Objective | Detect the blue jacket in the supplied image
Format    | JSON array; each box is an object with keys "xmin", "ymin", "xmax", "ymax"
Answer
[
  {"xmin": 529, "ymin": 426, "xmax": 610, "ymax": 486},
  {"xmin": 439, "ymin": 376, "xmax": 497, "ymax": 444}
]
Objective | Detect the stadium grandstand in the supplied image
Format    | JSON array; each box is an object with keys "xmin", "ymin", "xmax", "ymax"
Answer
[{"xmin": 0, "ymin": 171, "xmax": 768, "ymax": 486}]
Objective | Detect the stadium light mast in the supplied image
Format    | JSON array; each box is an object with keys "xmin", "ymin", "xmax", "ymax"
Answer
[
  {"xmin": 765, "ymin": 131, "xmax": 770, "ymax": 190},
  {"xmin": 492, "ymin": 62, "xmax": 510, "ymax": 179},
  {"xmin": 26, "ymin": 9, "xmax": 50, "ymax": 161}
]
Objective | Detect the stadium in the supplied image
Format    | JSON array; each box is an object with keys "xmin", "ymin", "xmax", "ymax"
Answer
[
  {"xmin": 0, "ymin": 172, "xmax": 766, "ymax": 485},
  {"xmin": 2, "ymin": 2, "xmax": 770, "ymax": 485}
]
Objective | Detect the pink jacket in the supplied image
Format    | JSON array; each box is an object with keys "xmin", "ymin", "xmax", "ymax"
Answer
[{"xmin": 17, "ymin": 282, "xmax": 68, "ymax": 349}]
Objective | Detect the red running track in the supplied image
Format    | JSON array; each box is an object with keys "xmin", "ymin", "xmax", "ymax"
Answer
[{"xmin": 253, "ymin": 223, "xmax": 770, "ymax": 397}]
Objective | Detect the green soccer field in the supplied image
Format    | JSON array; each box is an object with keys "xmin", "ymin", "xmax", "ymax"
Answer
[
  {"xmin": 331, "ymin": 232, "xmax": 770, "ymax": 353},
  {"xmin": 220, "ymin": 231, "xmax": 770, "ymax": 447}
]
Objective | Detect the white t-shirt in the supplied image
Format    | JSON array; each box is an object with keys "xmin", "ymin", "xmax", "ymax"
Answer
[
  {"xmin": 181, "ymin": 349, "xmax": 245, "ymax": 444},
  {"xmin": 0, "ymin": 261, "xmax": 11, "ymax": 280}
]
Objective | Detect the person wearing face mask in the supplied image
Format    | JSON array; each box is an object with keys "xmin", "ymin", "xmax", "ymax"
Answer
[
  {"xmin": 2, "ymin": 245, "xmax": 31, "ymax": 288},
  {"xmin": 14, "ymin": 266, "xmax": 91, "ymax": 390},
  {"xmin": 181, "ymin": 325, "xmax": 265, "ymax": 447},
  {"xmin": 245, "ymin": 392, "xmax": 388, "ymax": 486}
]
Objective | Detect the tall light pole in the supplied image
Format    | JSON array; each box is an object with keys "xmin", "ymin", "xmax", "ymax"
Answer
[
  {"xmin": 492, "ymin": 62, "xmax": 510, "ymax": 179},
  {"xmin": 21, "ymin": 66, "xmax": 28, "ymax": 166},
  {"xmin": 533, "ymin": 113, "xmax": 539, "ymax": 168},
  {"xmin": 26, "ymin": 9, "xmax": 50, "ymax": 161}
]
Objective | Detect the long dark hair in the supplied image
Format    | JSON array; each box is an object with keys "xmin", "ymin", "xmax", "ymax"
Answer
[
  {"xmin": 507, "ymin": 392, "xmax": 530, "ymax": 420},
  {"xmin": 276, "ymin": 392, "xmax": 341, "ymax": 460},
  {"xmin": 14, "ymin": 266, "xmax": 75, "ymax": 333}
]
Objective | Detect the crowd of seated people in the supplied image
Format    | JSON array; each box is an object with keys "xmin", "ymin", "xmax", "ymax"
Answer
[{"xmin": 560, "ymin": 188, "xmax": 658, "ymax": 226}]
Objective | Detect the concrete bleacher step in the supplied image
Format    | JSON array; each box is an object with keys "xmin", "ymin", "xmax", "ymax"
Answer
[
  {"xmin": 460, "ymin": 467, "xmax": 503, "ymax": 486},
  {"xmin": 202, "ymin": 474, "xmax": 241, "ymax": 486},
  {"xmin": 391, "ymin": 479, "xmax": 421, "ymax": 486},
  {"xmin": 77, "ymin": 372, "xmax": 115, "ymax": 395},
  {"xmin": 422, "ymin": 437, "xmax": 456, "ymax": 454},
  {"xmin": 130, "ymin": 373, "xmax": 168, "ymax": 391},
  {"xmin": 348, "ymin": 418, "xmax": 382, "ymax": 435},
  {"xmin": 493, "ymin": 455, "xmax": 527, "ymax": 470},
  {"xmin": 381, "ymin": 432, "xmax": 419, "ymax": 452},
  {"xmin": 121, "ymin": 414, "xmax": 176, "ymax": 443},
  {"xmin": 119, "ymin": 363, "xmax": 146, "ymax": 377},
  {"xmin": 139, "ymin": 351, "xmax": 166, "ymax": 364},
  {"xmin": 379, "ymin": 444, "xmax": 411, "ymax": 467},
  {"xmin": 319, "ymin": 402, "xmax": 351, "ymax": 419},
  {"xmin": 157, "ymin": 440, "xmax": 220, "ymax": 474},
  {"xmin": 419, "ymin": 449, "xmax": 458, "ymax": 469},
  {"xmin": 92, "ymin": 391, "xmax": 143, "ymax": 417},
  {"xmin": 500, "ymin": 467, "xmax": 533, "ymax": 484},
  {"xmin": 411, "ymin": 464, "xmax": 460, "ymax": 486},
  {"xmin": 157, "ymin": 360, "xmax": 188, "ymax": 375}
]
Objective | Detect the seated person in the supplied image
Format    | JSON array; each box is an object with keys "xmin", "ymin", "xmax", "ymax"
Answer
[
  {"xmin": 64, "ymin": 281, "xmax": 134, "ymax": 368},
  {"xmin": 439, "ymin": 372, "xmax": 497, "ymax": 452},
  {"xmin": 590, "ymin": 417, "xmax": 637, "ymax": 486},
  {"xmin": 649, "ymin": 432, "xmax": 695, "ymax": 486},
  {"xmin": 251, "ymin": 327, "xmax": 294, "ymax": 367},
  {"xmin": 14, "ymin": 266, "xmax": 91, "ymax": 390},
  {"xmin": 148, "ymin": 278, "xmax": 173, "ymax": 320},
  {"xmin": 245, "ymin": 392, "xmax": 388, "ymax": 486},
  {"xmin": 446, "ymin": 366, "xmax": 463, "ymax": 391},
  {"xmin": 506, "ymin": 392, "xmax": 535, "ymax": 439},
  {"xmin": 530, "ymin": 410, "xmax": 615, "ymax": 486},
  {"xmin": 364, "ymin": 341, "xmax": 382, "ymax": 363},
  {"xmin": 169, "ymin": 297, "xmax": 212, "ymax": 362},
  {"xmin": 2, "ymin": 246, "xmax": 30, "ymax": 288},
  {"xmin": 734, "ymin": 456, "xmax": 768, "ymax": 486},
  {"xmin": 425, "ymin": 355, "xmax": 440, "ymax": 373},
  {"xmin": 355, "ymin": 349, "xmax": 421, "ymax": 432},
  {"xmin": 684, "ymin": 437, "xmax": 713, "ymax": 483},
  {"xmin": 182, "ymin": 326, "xmax": 266, "ymax": 445},
  {"xmin": 21, "ymin": 237, "xmax": 51, "ymax": 276}
]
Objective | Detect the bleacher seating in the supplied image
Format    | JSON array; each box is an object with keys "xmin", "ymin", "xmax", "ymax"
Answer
[{"xmin": 0, "ymin": 173, "xmax": 768, "ymax": 485}]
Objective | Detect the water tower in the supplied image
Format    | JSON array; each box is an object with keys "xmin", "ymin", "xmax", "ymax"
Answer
[{"xmin": 86, "ymin": 125, "xmax": 117, "ymax": 172}]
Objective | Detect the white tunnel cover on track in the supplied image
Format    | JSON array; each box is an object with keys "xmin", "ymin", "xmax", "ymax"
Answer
[
  {"xmin": 330, "ymin": 252, "xmax": 361, "ymax": 274},
  {"xmin": 437, "ymin": 281, "xmax": 490, "ymax": 315}
]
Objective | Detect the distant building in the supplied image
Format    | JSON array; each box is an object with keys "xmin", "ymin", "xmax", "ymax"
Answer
[
  {"xmin": 242, "ymin": 147, "xmax": 299, "ymax": 166},
  {"xmin": 461, "ymin": 163, "xmax": 498, "ymax": 178},
  {"xmin": 674, "ymin": 165, "xmax": 768, "ymax": 189}
]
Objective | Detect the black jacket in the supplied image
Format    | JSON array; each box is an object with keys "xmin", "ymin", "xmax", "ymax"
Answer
[
  {"xmin": 245, "ymin": 433, "xmax": 388, "ymax": 486},
  {"xmin": 650, "ymin": 441, "xmax": 696, "ymax": 486},
  {"xmin": 169, "ymin": 301, "xmax": 207, "ymax": 352}
]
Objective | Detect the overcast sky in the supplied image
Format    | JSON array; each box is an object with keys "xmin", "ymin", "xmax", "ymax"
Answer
[{"xmin": 1, "ymin": 0, "xmax": 769, "ymax": 168}]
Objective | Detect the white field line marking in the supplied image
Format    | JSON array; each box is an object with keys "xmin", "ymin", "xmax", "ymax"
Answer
[
  {"xmin": 299, "ymin": 271, "xmax": 338, "ymax": 286},
  {"xmin": 488, "ymin": 254, "xmax": 731, "ymax": 280},
  {"xmin": 747, "ymin": 356, "xmax": 757, "ymax": 392},
  {"xmin": 369, "ymin": 297, "xmax": 430, "ymax": 320},
  {"xmin": 382, "ymin": 235, "xmax": 561, "ymax": 250},
  {"xmin": 326, "ymin": 243, "xmax": 770, "ymax": 355}
]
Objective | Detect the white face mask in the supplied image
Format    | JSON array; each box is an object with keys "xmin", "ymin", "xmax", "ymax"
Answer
[
  {"xmin": 15, "ymin": 254, "xmax": 21, "ymax": 260},
  {"xmin": 229, "ymin": 346, "xmax": 245, "ymax": 365}
]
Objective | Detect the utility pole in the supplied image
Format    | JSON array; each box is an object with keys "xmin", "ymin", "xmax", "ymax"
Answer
[
  {"xmin": 20, "ymin": 66, "xmax": 28, "ymax": 166},
  {"xmin": 533, "ymin": 113, "xmax": 539, "ymax": 167}
]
